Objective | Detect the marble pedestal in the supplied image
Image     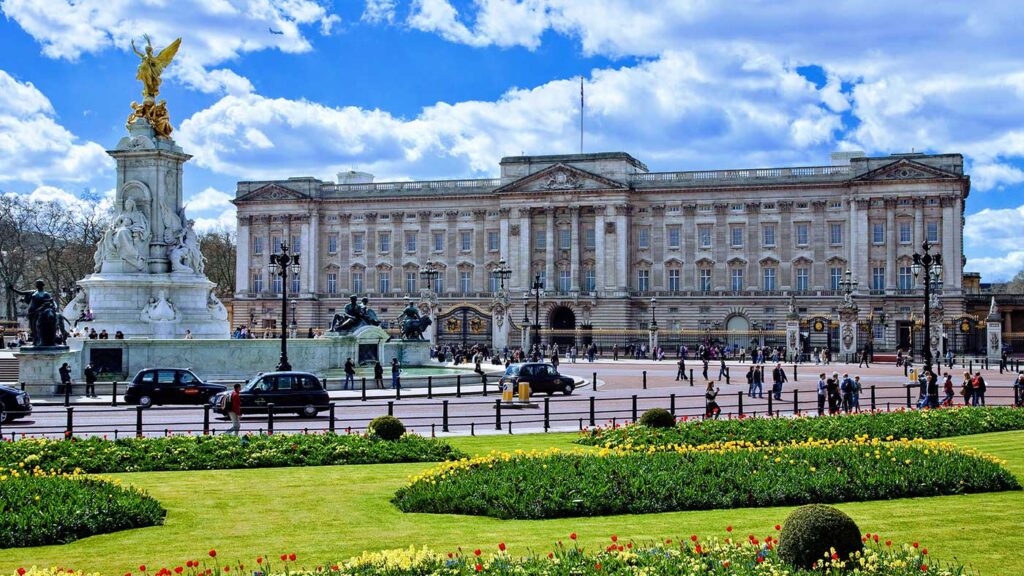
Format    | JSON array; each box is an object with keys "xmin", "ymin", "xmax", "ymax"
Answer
[
  {"xmin": 14, "ymin": 346, "xmax": 74, "ymax": 395},
  {"xmin": 78, "ymin": 272, "xmax": 229, "ymax": 339}
]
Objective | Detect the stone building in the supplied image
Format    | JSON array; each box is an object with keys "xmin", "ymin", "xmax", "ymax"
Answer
[{"xmin": 232, "ymin": 151, "xmax": 969, "ymax": 353}]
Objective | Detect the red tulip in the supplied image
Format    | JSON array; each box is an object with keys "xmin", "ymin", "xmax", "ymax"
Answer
[
  {"xmin": 595, "ymin": 563, "xmax": 602, "ymax": 570},
  {"xmin": 547, "ymin": 552, "xmax": 554, "ymax": 559},
  {"xmin": 448, "ymin": 553, "xmax": 454, "ymax": 559},
  {"xmin": 610, "ymin": 535, "xmax": 617, "ymax": 542},
  {"xmin": 256, "ymin": 558, "xmax": 262, "ymax": 565},
  {"xmin": 288, "ymin": 554, "xmax": 296, "ymax": 562},
  {"xmin": 209, "ymin": 550, "xmax": 217, "ymax": 558},
  {"xmin": 222, "ymin": 568, "xmax": 229, "ymax": 573},
  {"xmin": 174, "ymin": 568, "xmax": 183, "ymax": 574},
  {"xmin": 726, "ymin": 526, "xmax": 733, "ymax": 532},
  {"xmin": 922, "ymin": 548, "xmax": 928, "ymax": 555},
  {"xmin": 474, "ymin": 549, "xmax": 482, "ymax": 556},
  {"xmin": 921, "ymin": 566, "xmax": 928, "ymax": 572},
  {"xmin": 498, "ymin": 542, "xmax": 506, "ymax": 552},
  {"xmin": 570, "ymin": 533, "xmax": 577, "ymax": 540},
  {"xmin": 17, "ymin": 569, "xmax": 26, "ymax": 576},
  {"xmin": 775, "ymin": 524, "xmax": 781, "ymax": 531},
  {"xmin": 139, "ymin": 566, "xmax": 146, "ymax": 572},
  {"xmin": 474, "ymin": 564, "xmax": 482, "ymax": 572},
  {"xmin": 690, "ymin": 535, "xmax": 698, "ymax": 542}
]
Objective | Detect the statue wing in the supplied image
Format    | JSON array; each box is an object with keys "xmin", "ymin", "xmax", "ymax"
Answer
[{"xmin": 154, "ymin": 38, "xmax": 182, "ymax": 70}]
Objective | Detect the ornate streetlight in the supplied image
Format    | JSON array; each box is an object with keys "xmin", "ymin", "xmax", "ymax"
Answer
[
  {"xmin": 268, "ymin": 242, "xmax": 300, "ymax": 371},
  {"xmin": 493, "ymin": 258, "xmax": 512, "ymax": 292},
  {"xmin": 649, "ymin": 296, "xmax": 657, "ymax": 328},
  {"xmin": 419, "ymin": 259, "xmax": 440, "ymax": 295},
  {"xmin": 912, "ymin": 241, "xmax": 943, "ymax": 374},
  {"xmin": 531, "ymin": 273, "xmax": 544, "ymax": 347}
]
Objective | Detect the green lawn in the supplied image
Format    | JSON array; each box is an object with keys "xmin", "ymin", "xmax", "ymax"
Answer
[{"xmin": 2, "ymin": 430, "xmax": 1022, "ymax": 575}]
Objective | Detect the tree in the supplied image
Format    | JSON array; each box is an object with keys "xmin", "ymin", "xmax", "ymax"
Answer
[
  {"xmin": 0, "ymin": 195, "xmax": 36, "ymax": 320},
  {"xmin": 198, "ymin": 228, "xmax": 236, "ymax": 298}
]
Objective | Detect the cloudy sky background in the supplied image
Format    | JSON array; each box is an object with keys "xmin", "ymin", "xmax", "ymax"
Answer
[{"xmin": 1, "ymin": 0, "xmax": 1023, "ymax": 279}]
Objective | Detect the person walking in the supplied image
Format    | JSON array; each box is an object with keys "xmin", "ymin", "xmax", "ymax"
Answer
[
  {"xmin": 960, "ymin": 371, "xmax": 973, "ymax": 405},
  {"xmin": 391, "ymin": 358, "xmax": 401, "ymax": 390},
  {"xmin": 717, "ymin": 355, "xmax": 728, "ymax": 382},
  {"xmin": 373, "ymin": 361, "xmax": 384, "ymax": 389},
  {"xmin": 926, "ymin": 371, "xmax": 940, "ymax": 409},
  {"xmin": 840, "ymin": 373, "xmax": 855, "ymax": 413},
  {"xmin": 612, "ymin": 344, "xmax": 619, "ymax": 361},
  {"xmin": 826, "ymin": 373, "xmax": 841, "ymax": 414},
  {"xmin": 851, "ymin": 375, "xmax": 862, "ymax": 412},
  {"xmin": 771, "ymin": 363, "xmax": 788, "ymax": 401},
  {"xmin": 675, "ymin": 355, "xmax": 687, "ymax": 381},
  {"xmin": 971, "ymin": 371, "xmax": 986, "ymax": 406},
  {"xmin": 702, "ymin": 358, "xmax": 710, "ymax": 381},
  {"xmin": 704, "ymin": 381, "xmax": 721, "ymax": 419},
  {"xmin": 816, "ymin": 373, "xmax": 828, "ymax": 416},
  {"xmin": 84, "ymin": 363, "xmax": 97, "ymax": 398},
  {"xmin": 1014, "ymin": 372, "xmax": 1024, "ymax": 407},
  {"xmin": 859, "ymin": 346, "xmax": 870, "ymax": 368},
  {"xmin": 59, "ymin": 362, "xmax": 73, "ymax": 396},
  {"xmin": 225, "ymin": 383, "xmax": 242, "ymax": 436},
  {"xmin": 942, "ymin": 373, "xmax": 955, "ymax": 407},
  {"xmin": 343, "ymin": 358, "xmax": 355, "ymax": 390}
]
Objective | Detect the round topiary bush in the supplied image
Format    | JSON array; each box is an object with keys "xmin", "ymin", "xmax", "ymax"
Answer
[
  {"xmin": 778, "ymin": 504, "xmax": 863, "ymax": 569},
  {"xmin": 638, "ymin": 408, "xmax": 676, "ymax": 428},
  {"xmin": 369, "ymin": 415, "xmax": 406, "ymax": 441}
]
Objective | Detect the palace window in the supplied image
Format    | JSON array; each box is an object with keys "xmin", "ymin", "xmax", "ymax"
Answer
[
  {"xmin": 327, "ymin": 234, "xmax": 338, "ymax": 254},
  {"xmin": 898, "ymin": 266, "xmax": 914, "ymax": 291},
  {"xmin": 378, "ymin": 232, "xmax": 391, "ymax": 254},
  {"xmin": 795, "ymin": 223, "xmax": 809, "ymax": 246},
  {"xmin": 432, "ymin": 231, "xmax": 445, "ymax": 252},
  {"xmin": 872, "ymin": 223, "xmax": 885, "ymax": 244},
  {"xmin": 253, "ymin": 237, "xmax": 264, "ymax": 255},
  {"xmin": 352, "ymin": 232, "xmax": 365, "ymax": 253},
  {"xmin": 291, "ymin": 272, "xmax": 300, "ymax": 294},
  {"xmin": 871, "ymin": 266, "xmax": 885, "ymax": 291},
  {"xmin": 763, "ymin": 224, "xmax": 776, "ymax": 247},
  {"xmin": 584, "ymin": 269, "xmax": 596, "ymax": 292},
  {"xmin": 536, "ymin": 270, "xmax": 546, "ymax": 289},
  {"xmin": 795, "ymin": 267, "xmax": 809, "ymax": 292},
  {"xmin": 327, "ymin": 273, "xmax": 337, "ymax": 294},
  {"xmin": 637, "ymin": 269, "xmax": 650, "ymax": 291},
  {"xmin": 252, "ymin": 271, "xmax": 263, "ymax": 293},
  {"xmin": 638, "ymin": 227, "xmax": 650, "ymax": 249},
  {"xmin": 731, "ymin": 268, "xmax": 744, "ymax": 292},
  {"xmin": 762, "ymin": 267, "xmax": 777, "ymax": 292},
  {"xmin": 830, "ymin": 267, "xmax": 843, "ymax": 291},
  {"xmin": 829, "ymin": 223, "xmax": 842, "ymax": 245},
  {"xmin": 378, "ymin": 270, "xmax": 390, "ymax": 293},
  {"xmin": 460, "ymin": 231, "xmax": 472, "ymax": 252},
  {"xmin": 584, "ymin": 226, "xmax": 596, "ymax": 249},
  {"xmin": 433, "ymin": 274, "xmax": 444, "ymax": 293},
  {"xmin": 487, "ymin": 230, "xmax": 499, "ymax": 252},
  {"xmin": 273, "ymin": 274, "xmax": 283, "ymax": 294},
  {"xmin": 730, "ymin": 225, "xmax": 744, "ymax": 247},
  {"xmin": 699, "ymin": 268, "xmax": 712, "ymax": 292},
  {"xmin": 291, "ymin": 235, "xmax": 300, "ymax": 254},
  {"xmin": 459, "ymin": 271, "xmax": 471, "ymax": 293},
  {"xmin": 272, "ymin": 236, "xmax": 281, "ymax": 254},
  {"xmin": 900, "ymin": 221, "xmax": 912, "ymax": 243},
  {"xmin": 667, "ymin": 226, "xmax": 681, "ymax": 249},
  {"xmin": 559, "ymin": 270, "xmax": 571, "ymax": 292},
  {"xmin": 405, "ymin": 231, "xmax": 417, "ymax": 253},
  {"xmin": 699, "ymin": 225, "xmax": 712, "ymax": 248},
  {"xmin": 926, "ymin": 221, "xmax": 939, "ymax": 243},
  {"xmin": 535, "ymin": 229, "xmax": 546, "ymax": 249},
  {"xmin": 489, "ymin": 274, "xmax": 499, "ymax": 293},
  {"xmin": 406, "ymin": 271, "xmax": 417, "ymax": 293},
  {"xmin": 352, "ymin": 271, "xmax": 363, "ymax": 293}
]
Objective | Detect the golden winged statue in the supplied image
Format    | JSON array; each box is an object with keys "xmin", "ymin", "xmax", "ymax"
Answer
[{"xmin": 131, "ymin": 34, "xmax": 181, "ymax": 100}]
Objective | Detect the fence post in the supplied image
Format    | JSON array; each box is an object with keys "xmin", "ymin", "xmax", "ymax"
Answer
[
  {"xmin": 329, "ymin": 403, "xmax": 336, "ymax": 433},
  {"xmin": 396, "ymin": 383, "xmax": 401, "ymax": 401},
  {"xmin": 792, "ymin": 364, "xmax": 798, "ymax": 382},
  {"xmin": 20, "ymin": 381, "xmax": 25, "ymax": 392},
  {"xmin": 725, "ymin": 367, "xmax": 730, "ymax": 385},
  {"xmin": 64, "ymin": 382, "xmax": 71, "ymax": 407},
  {"xmin": 689, "ymin": 369, "xmax": 694, "ymax": 385},
  {"xmin": 642, "ymin": 371, "xmax": 647, "ymax": 390},
  {"xmin": 203, "ymin": 404, "xmax": 210, "ymax": 435},
  {"xmin": 267, "ymin": 403, "xmax": 275, "ymax": 435},
  {"xmin": 592, "ymin": 372, "xmax": 597, "ymax": 391},
  {"xmin": 871, "ymin": 385, "xmax": 877, "ymax": 411},
  {"xmin": 482, "ymin": 374, "xmax": 488, "ymax": 397},
  {"xmin": 631, "ymin": 394, "xmax": 638, "ymax": 422},
  {"xmin": 904, "ymin": 363, "xmax": 908, "ymax": 377},
  {"xmin": 543, "ymin": 397, "xmax": 550, "ymax": 431},
  {"xmin": 112, "ymin": 382, "xmax": 118, "ymax": 407},
  {"xmin": 65, "ymin": 407, "xmax": 74, "ymax": 439},
  {"xmin": 670, "ymin": 393, "xmax": 676, "ymax": 416},
  {"xmin": 135, "ymin": 406, "xmax": 143, "ymax": 438},
  {"xmin": 387, "ymin": 401, "xmax": 394, "ymax": 416},
  {"xmin": 737, "ymin": 391, "xmax": 744, "ymax": 417},
  {"xmin": 457, "ymin": 375, "xmax": 462, "ymax": 397},
  {"xmin": 767, "ymin": 394, "xmax": 773, "ymax": 417},
  {"xmin": 427, "ymin": 376, "xmax": 433, "ymax": 399},
  {"xmin": 589, "ymin": 396, "xmax": 596, "ymax": 427},
  {"xmin": 905, "ymin": 385, "xmax": 912, "ymax": 408},
  {"xmin": 969, "ymin": 360, "xmax": 974, "ymax": 374},
  {"xmin": 494, "ymin": 399, "xmax": 502, "ymax": 431},
  {"xmin": 793, "ymin": 389, "xmax": 799, "ymax": 415},
  {"xmin": 442, "ymin": 400, "xmax": 449, "ymax": 432},
  {"xmin": 361, "ymin": 377, "xmax": 366, "ymax": 401}
]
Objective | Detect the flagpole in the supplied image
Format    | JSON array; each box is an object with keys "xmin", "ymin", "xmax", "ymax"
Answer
[{"xmin": 580, "ymin": 76, "xmax": 584, "ymax": 154}]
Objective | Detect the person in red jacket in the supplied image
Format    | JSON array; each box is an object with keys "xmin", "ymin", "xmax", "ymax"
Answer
[{"xmin": 226, "ymin": 383, "xmax": 242, "ymax": 436}]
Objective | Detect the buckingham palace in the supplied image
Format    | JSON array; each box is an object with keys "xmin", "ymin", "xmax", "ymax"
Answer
[{"xmin": 232, "ymin": 150, "xmax": 972, "ymax": 355}]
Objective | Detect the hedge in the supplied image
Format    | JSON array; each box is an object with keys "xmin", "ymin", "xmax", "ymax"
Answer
[
  {"xmin": 0, "ymin": 433, "xmax": 465, "ymax": 474},
  {"xmin": 0, "ymin": 469, "xmax": 165, "ymax": 548},
  {"xmin": 394, "ymin": 437, "xmax": 1019, "ymax": 519},
  {"xmin": 578, "ymin": 406, "xmax": 1024, "ymax": 449}
]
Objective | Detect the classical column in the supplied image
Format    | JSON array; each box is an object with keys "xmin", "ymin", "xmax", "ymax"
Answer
[
  {"xmin": 236, "ymin": 215, "xmax": 250, "ymax": 295},
  {"xmin": 519, "ymin": 208, "xmax": 531, "ymax": 289},
  {"xmin": 886, "ymin": 199, "xmax": 897, "ymax": 290},
  {"xmin": 987, "ymin": 297, "xmax": 1002, "ymax": 362},
  {"xmin": 713, "ymin": 203, "xmax": 727, "ymax": 290},
  {"xmin": 306, "ymin": 211, "xmax": 319, "ymax": 296},
  {"xmin": 544, "ymin": 208, "xmax": 555, "ymax": 288},
  {"xmin": 682, "ymin": 204, "xmax": 696, "ymax": 289},
  {"xmin": 615, "ymin": 205, "xmax": 629, "ymax": 291},
  {"xmin": 473, "ymin": 209, "xmax": 487, "ymax": 291},
  {"xmin": 391, "ymin": 211, "xmax": 404, "ymax": 294},
  {"xmin": 940, "ymin": 197, "xmax": 957, "ymax": 296},
  {"xmin": 778, "ymin": 202, "xmax": 793, "ymax": 290},
  {"xmin": 853, "ymin": 199, "xmax": 870, "ymax": 291},
  {"xmin": 811, "ymin": 201, "xmax": 827, "ymax": 289},
  {"xmin": 498, "ymin": 207, "xmax": 511, "ymax": 274},
  {"xmin": 594, "ymin": 206, "xmax": 607, "ymax": 292},
  {"xmin": 848, "ymin": 198, "xmax": 858, "ymax": 288},
  {"xmin": 913, "ymin": 199, "xmax": 924, "ymax": 247},
  {"xmin": 364, "ymin": 212, "xmax": 378, "ymax": 294},
  {"xmin": 445, "ymin": 210, "xmax": 458, "ymax": 294},
  {"xmin": 263, "ymin": 217, "xmax": 272, "ymax": 295},
  {"xmin": 570, "ymin": 206, "xmax": 581, "ymax": 291}
]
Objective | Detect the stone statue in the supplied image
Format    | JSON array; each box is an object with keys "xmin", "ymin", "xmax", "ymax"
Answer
[
  {"xmin": 182, "ymin": 220, "xmax": 204, "ymax": 274},
  {"xmin": 160, "ymin": 182, "xmax": 183, "ymax": 244},
  {"xmin": 989, "ymin": 296, "xmax": 999, "ymax": 320},
  {"xmin": 398, "ymin": 298, "xmax": 432, "ymax": 340},
  {"xmin": 169, "ymin": 240, "xmax": 194, "ymax": 273},
  {"xmin": 141, "ymin": 290, "xmax": 176, "ymax": 322},
  {"xmin": 62, "ymin": 288, "xmax": 88, "ymax": 323},
  {"xmin": 330, "ymin": 295, "xmax": 380, "ymax": 333},
  {"xmin": 360, "ymin": 297, "xmax": 380, "ymax": 326},
  {"xmin": 131, "ymin": 35, "xmax": 181, "ymax": 100},
  {"xmin": 98, "ymin": 197, "xmax": 151, "ymax": 271},
  {"xmin": 9, "ymin": 280, "xmax": 66, "ymax": 347},
  {"xmin": 126, "ymin": 99, "xmax": 174, "ymax": 139},
  {"xmin": 207, "ymin": 291, "xmax": 228, "ymax": 321}
]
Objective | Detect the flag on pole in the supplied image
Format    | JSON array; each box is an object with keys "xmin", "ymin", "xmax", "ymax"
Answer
[{"xmin": 580, "ymin": 76, "xmax": 584, "ymax": 154}]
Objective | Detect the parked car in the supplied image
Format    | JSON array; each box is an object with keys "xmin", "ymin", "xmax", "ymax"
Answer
[
  {"xmin": 0, "ymin": 384, "xmax": 32, "ymax": 423},
  {"xmin": 211, "ymin": 371, "xmax": 329, "ymax": 417},
  {"xmin": 124, "ymin": 368, "xmax": 227, "ymax": 407},
  {"xmin": 499, "ymin": 362, "xmax": 576, "ymax": 396}
]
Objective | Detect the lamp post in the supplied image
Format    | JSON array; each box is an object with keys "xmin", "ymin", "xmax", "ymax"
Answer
[
  {"xmin": 493, "ymin": 257, "xmax": 512, "ymax": 293},
  {"xmin": 912, "ymin": 241, "xmax": 943, "ymax": 374},
  {"xmin": 419, "ymin": 260, "xmax": 440, "ymax": 295},
  {"xmin": 649, "ymin": 296, "xmax": 657, "ymax": 328},
  {"xmin": 531, "ymin": 273, "xmax": 544, "ymax": 348},
  {"xmin": 268, "ymin": 242, "xmax": 300, "ymax": 371}
]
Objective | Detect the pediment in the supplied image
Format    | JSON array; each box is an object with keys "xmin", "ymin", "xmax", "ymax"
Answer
[
  {"xmin": 852, "ymin": 159, "xmax": 960, "ymax": 183},
  {"xmin": 494, "ymin": 163, "xmax": 628, "ymax": 194},
  {"xmin": 237, "ymin": 183, "xmax": 307, "ymax": 202}
]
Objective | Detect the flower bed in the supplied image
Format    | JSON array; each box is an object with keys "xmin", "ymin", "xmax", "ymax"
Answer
[
  {"xmin": 0, "ymin": 468, "xmax": 165, "ymax": 548},
  {"xmin": 8, "ymin": 532, "xmax": 966, "ymax": 575},
  {"xmin": 394, "ymin": 438, "xmax": 1019, "ymax": 519},
  {"xmin": 578, "ymin": 406, "xmax": 1024, "ymax": 449},
  {"xmin": 0, "ymin": 433, "xmax": 465, "ymax": 474}
]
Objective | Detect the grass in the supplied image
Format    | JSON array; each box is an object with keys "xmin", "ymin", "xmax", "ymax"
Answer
[{"xmin": 0, "ymin": 430, "xmax": 1021, "ymax": 575}]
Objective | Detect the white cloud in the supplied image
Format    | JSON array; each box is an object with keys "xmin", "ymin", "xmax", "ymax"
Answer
[
  {"xmin": 964, "ymin": 205, "xmax": 1024, "ymax": 280},
  {"xmin": 362, "ymin": 0, "xmax": 397, "ymax": 24},
  {"xmin": 964, "ymin": 252, "xmax": 1024, "ymax": 283},
  {"xmin": 1, "ymin": 0, "xmax": 341, "ymax": 95},
  {"xmin": 0, "ymin": 69, "xmax": 111, "ymax": 184},
  {"xmin": 185, "ymin": 186, "xmax": 234, "ymax": 212},
  {"xmin": 192, "ymin": 205, "xmax": 237, "ymax": 232}
]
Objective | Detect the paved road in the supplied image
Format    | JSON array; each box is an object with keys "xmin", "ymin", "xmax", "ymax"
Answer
[{"xmin": 2, "ymin": 359, "xmax": 1019, "ymax": 439}]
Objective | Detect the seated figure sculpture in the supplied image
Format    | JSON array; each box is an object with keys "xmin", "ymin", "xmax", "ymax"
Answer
[{"xmin": 331, "ymin": 295, "xmax": 366, "ymax": 333}]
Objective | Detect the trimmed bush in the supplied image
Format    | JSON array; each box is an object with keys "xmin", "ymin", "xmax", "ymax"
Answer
[
  {"xmin": 638, "ymin": 408, "xmax": 675, "ymax": 428},
  {"xmin": 394, "ymin": 438, "xmax": 1020, "ymax": 519},
  {"xmin": 579, "ymin": 406, "xmax": 1024, "ymax": 449},
  {"xmin": 0, "ymin": 432, "xmax": 462, "ymax": 473},
  {"xmin": 778, "ymin": 504, "xmax": 863, "ymax": 569},
  {"xmin": 369, "ymin": 415, "xmax": 407, "ymax": 441},
  {"xmin": 0, "ymin": 471, "xmax": 165, "ymax": 547}
]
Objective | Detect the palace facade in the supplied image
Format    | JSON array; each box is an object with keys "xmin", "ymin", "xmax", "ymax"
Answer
[{"xmin": 232, "ymin": 151, "xmax": 971, "ymax": 352}]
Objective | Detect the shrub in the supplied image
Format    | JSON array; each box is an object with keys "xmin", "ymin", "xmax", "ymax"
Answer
[
  {"xmin": 638, "ymin": 408, "xmax": 675, "ymax": 428},
  {"xmin": 369, "ymin": 415, "xmax": 407, "ymax": 441},
  {"xmin": 0, "ymin": 470, "xmax": 165, "ymax": 547},
  {"xmin": 578, "ymin": 406, "xmax": 1024, "ymax": 449},
  {"xmin": 394, "ymin": 437, "xmax": 1020, "ymax": 519},
  {"xmin": 0, "ymin": 432, "xmax": 462, "ymax": 474},
  {"xmin": 778, "ymin": 504, "xmax": 863, "ymax": 569}
]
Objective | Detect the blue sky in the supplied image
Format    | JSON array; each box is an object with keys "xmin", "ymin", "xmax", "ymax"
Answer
[{"xmin": 1, "ymin": 1, "xmax": 1023, "ymax": 280}]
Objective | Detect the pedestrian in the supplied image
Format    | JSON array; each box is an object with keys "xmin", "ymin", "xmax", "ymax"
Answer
[
  {"xmin": 391, "ymin": 358, "xmax": 401, "ymax": 389},
  {"xmin": 896, "ymin": 348, "xmax": 904, "ymax": 367},
  {"xmin": 852, "ymin": 375, "xmax": 862, "ymax": 412},
  {"xmin": 705, "ymin": 381, "xmax": 721, "ymax": 419},
  {"xmin": 675, "ymin": 355, "xmax": 687, "ymax": 381},
  {"xmin": 859, "ymin": 346, "xmax": 870, "ymax": 368},
  {"xmin": 946, "ymin": 350, "xmax": 955, "ymax": 370},
  {"xmin": 550, "ymin": 349, "xmax": 560, "ymax": 369},
  {"xmin": 570, "ymin": 345, "xmax": 577, "ymax": 363},
  {"xmin": 960, "ymin": 371, "xmax": 973, "ymax": 405},
  {"xmin": 374, "ymin": 361, "xmax": 384, "ymax": 389},
  {"xmin": 816, "ymin": 372, "xmax": 827, "ymax": 416},
  {"xmin": 971, "ymin": 371, "xmax": 986, "ymax": 406},
  {"xmin": 826, "ymin": 372, "xmax": 841, "ymax": 414},
  {"xmin": 745, "ymin": 366, "xmax": 754, "ymax": 396},
  {"xmin": 771, "ymin": 363, "xmax": 788, "ymax": 400},
  {"xmin": 612, "ymin": 344, "xmax": 619, "ymax": 361},
  {"xmin": 702, "ymin": 358, "xmax": 710, "ymax": 381},
  {"xmin": 343, "ymin": 358, "xmax": 355, "ymax": 390},
  {"xmin": 926, "ymin": 371, "xmax": 940, "ymax": 409},
  {"xmin": 942, "ymin": 373, "xmax": 955, "ymax": 407},
  {"xmin": 1014, "ymin": 373, "xmax": 1024, "ymax": 407},
  {"xmin": 751, "ymin": 365, "xmax": 764, "ymax": 398},
  {"xmin": 225, "ymin": 383, "xmax": 242, "ymax": 436},
  {"xmin": 718, "ymin": 355, "xmax": 728, "ymax": 382},
  {"xmin": 84, "ymin": 363, "xmax": 97, "ymax": 398},
  {"xmin": 840, "ymin": 373, "xmax": 855, "ymax": 412},
  {"xmin": 59, "ymin": 362, "xmax": 73, "ymax": 396}
]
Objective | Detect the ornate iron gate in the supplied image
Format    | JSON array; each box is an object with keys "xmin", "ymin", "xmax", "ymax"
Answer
[{"xmin": 437, "ymin": 305, "xmax": 492, "ymax": 347}]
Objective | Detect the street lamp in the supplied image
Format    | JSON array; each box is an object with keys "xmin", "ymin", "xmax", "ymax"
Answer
[
  {"xmin": 531, "ymin": 273, "xmax": 544, "ymax": 348},
  {"xmin": 268, "ymin": 242, "xmax": 300, "ymax": 371},
  {"xmin": 649, "ymin": 296, "xmax": 657, "ymax": 328},
  {"xmin": 419, "ymin": 260, "xmax": 440, "ymax": 295},
  {"xmin": 492, "ymin": 257, "xmax": 512, "ymax": 292},
  {"xmin": 912, "ymin": 241, "xmax": 943, "ymax": 374}
]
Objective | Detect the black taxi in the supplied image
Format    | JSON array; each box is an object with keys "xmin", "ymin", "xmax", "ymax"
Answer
[{"xmin": 211, "ymin": 371, "xmax": 329, "ymax": 418}]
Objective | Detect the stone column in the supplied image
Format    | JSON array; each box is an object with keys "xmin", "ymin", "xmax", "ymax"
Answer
[
  {"xmin": 544, "ymin": 208, "xmax": 555, "ymax": 288},
  {"xmin": 491, "ymin": 297, "xmax": 510, "ymax": 351},
  {"xmin": 263, "ymin": 217, "xmax": 273, "ymax": 295},
  {"xmin": 886, "ymin": 199, "xmax": 897, "ymax": 290},
  {"xmin": 913, "ymin": 199, "xmax": 924, "ymax": 248},
  {"xmin": 853, "ymin": 199, "xmax": 870, "ymax": 291},
  {"xmin": 940, "ymin": 197, "xmax": 957, "ymax": 296},
  {"xmin": 499, "ymin": 207, "xmax": 511, "ymax": 269},
  {"xmin": 570, "ymin": 207, "xmax": 581, "ymax": 291},
  {"xmin": 594, "ymin": 207, "xmax": 607, "ymax": 291},
  {"xmin": 779, "ymin": 202, "xmax": 794, "ymax": 290},
  {"xmin": 649, "ymin": 325, "xmax": 659, "ymax": 355},
  {"xmin": 473, "ymin": 209, "xmax": 487, "ymax": 291},
  {"xmin": 519, "ymin": 208, "xmax": 531, "ymax": 289},
  {"xmin": 987, "ymin": 297, "xmax": 1002, "ymax": 362},
  {"xmin": 307, "ymin": 211, "xmax": 319, "ymax": 296},
  {"xmin": 838, "ymin": 303, "xmax": 859, "ymax": 358},
  {"xmin": 615, "ymin": 205, "xmax": 629, "ymax": 291},
  {"xmin": 391, "ymin": 211, "xmax": 405, "ymax": 295},
  {"xmin": 365, "ymin": 212, "xmax": 378, "ymax": 294},
  {"xmin": 786, "ymin": 316, "xmax": 801, "ymax": 362},
  {"xmin": 683, "ymin": 204, "xmax": 697, "ymax": 289},
  {"xmin": 236, "ymin": 215, "xmax": 250, "ymax": 294}
]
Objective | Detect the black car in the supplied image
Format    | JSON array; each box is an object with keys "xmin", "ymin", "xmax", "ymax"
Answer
[
  {"xmin": 0, "ymin": 384, "xmax": 32, "ymax": 423},
  {"xmin": 211, "ymin": 371, "xmax": 329, "ymax": 417},
  {"xmin": 499, "ymin": 362, "xmax": 575, "ymax": 396},
  {"xmin": 125, "ymin": 368, "xmax": 227, "ymax": 407}
]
